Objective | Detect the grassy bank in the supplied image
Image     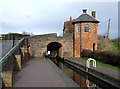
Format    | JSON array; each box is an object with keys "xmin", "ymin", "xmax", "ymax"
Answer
[
  {"xmin": 0, "ymin": 40, "xmax": 6, "ymax": 43},
  {"xmin": 110, "ymin": 40, "xmax": 120, "ymax": 51},
  {"xmin": 80, "ymin": 57, "xmax": 120, "ymax": 71},
  {"xmin": 97, "ymin": 36, "xmax": 120, "ymax": 54}
]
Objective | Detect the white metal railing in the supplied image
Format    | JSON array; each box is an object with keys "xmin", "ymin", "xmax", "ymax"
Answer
[
  {"xmin": 86, "ymin": 58, "xmax": 96, "ymax": 72},
  {"xmin": 0, "ymin": 38, "xmax": 25, "ymax": 68},
  {"xmin": 0, "ymin": 35, "xmax": 43, "ymax": 69},
  {"xmin": 86, "ymin": 58, "xmax": 97, "ymax": 88}
]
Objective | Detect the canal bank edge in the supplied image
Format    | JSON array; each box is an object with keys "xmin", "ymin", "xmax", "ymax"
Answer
[
  {"xmin": 47, "ymin": 58, "xmax": 80, "ymax": 87},
  {"xmin": 64, "ymin": 58, "xmax": 120, "ymax": 88}
]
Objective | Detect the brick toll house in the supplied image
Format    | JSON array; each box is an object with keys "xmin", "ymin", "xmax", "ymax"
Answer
[{"xmin": 29, "ymin": 9, "xmax": 100, "ymax": 58}]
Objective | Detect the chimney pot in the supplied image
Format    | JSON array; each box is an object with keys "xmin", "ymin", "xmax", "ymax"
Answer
[
  {"xmin": 92, "ymin": 11, "xmax": 96, "ymax": 18},
  {"xmin": 70, "ymin": 16, "xmax": 72, "ymax": 21},
  {"xmin": 83, "ymin": 9, "xmax": 87, "ymax": 14}
]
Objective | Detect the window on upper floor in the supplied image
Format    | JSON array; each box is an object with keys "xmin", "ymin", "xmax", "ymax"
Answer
[
  {"xmin": 84, "ymin": 24, "xmax": 90, "ymax": 32},
  {"xmin": 77, "ymin": 25, "xmax": 81, "ymax": 32}
]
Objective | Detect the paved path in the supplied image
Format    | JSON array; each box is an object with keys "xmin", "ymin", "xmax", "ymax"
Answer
[
  {"xmin": 0, "ymin": 40, "xmax": 19, "ymax": 59},
  {"xmin": 66, "ymin": 57, "xmax": 120, "ymax": 80},
  {"xmin": 13, "ymin": 58, "xmax": 79, "ymax": 87}
]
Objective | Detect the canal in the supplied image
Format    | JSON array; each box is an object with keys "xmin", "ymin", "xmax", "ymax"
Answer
[{"xmin": 50, "ymin": 58, "xmax": 118, "ymax": 89}]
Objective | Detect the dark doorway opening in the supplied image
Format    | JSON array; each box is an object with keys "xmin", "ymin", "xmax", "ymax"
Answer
[
  {"xmin": 47, "ymin": 42, "xmax": 62, "ymax": 57},
  {"xmin": 93, "ymin": 43, "xmax": 95, "ymax": 51}
]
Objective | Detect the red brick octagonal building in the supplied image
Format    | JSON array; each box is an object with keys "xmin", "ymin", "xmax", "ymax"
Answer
[{"xmin": 63, "ymin": 9, "xmax": 100, "ymax": 57}]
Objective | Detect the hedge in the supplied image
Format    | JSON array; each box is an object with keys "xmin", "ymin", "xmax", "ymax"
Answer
[{"xmin": 82, "ymin": 49, "xmax": 120, "ymax": 67}]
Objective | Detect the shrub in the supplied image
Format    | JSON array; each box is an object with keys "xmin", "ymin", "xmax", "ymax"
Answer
[{"xmin": 82, "ymin": 49, "xmax": 120, "ymax": 67}]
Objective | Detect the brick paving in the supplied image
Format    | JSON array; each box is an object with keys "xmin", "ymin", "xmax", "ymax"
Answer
[
  {"xmin": 66, "ymin": 57, "xmax": 120, "ymax": 80},
  {"xmin": 13, "ymin": 58, "xmax": 79, "ymax": 87}
]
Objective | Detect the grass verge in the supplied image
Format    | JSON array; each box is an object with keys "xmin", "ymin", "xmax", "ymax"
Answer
[
  {"xmin": 111, "ymin": 41, "xmax": 120, "ymax": 51},
  {"xmin": 0, "ymin": 40, "xmax": 6, "ymax": 43},
  {"xmin": 98, "ymin": 39, "xmax": 119, "ymax": 54},
  {"xmin": 80, "ymin": 57, "xmax": 120, "ymax": 71}
]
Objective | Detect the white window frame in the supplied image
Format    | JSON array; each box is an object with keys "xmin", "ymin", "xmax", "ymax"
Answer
[{"xmin": 84, "ymin": 24, "xmax": 90, "ymax": 32}]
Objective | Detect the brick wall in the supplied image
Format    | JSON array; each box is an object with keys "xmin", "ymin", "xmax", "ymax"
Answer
[
  {"xmin": 74, "ymin": 22, "xmax": 98, "ymax": 57},
  {"xmin": 63, "ymin": 33, "xmax": 73, "ymax": 57},
  {"xmin": 81, "ymin": 22, "xmax": 97, "ymax": 51},
  {"xmin": 28, "ymin": 33, "xmax": 73, "ymax": 58},
  {"xmin": 74, "ymin": 23, "xmax": 80, "ymax": 57}
]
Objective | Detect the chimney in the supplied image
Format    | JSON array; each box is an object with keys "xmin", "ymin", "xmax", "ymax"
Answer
[
  {"xmin": 70, "ymin": 16, "xmax": 72, "ymax": 21},
  {"xmin": 92, "ymin": 11, "xmax": 96, "ymax": 18},
  {"xmin": 83, "ymin": 9, "xmax": 87, "ymax": 14}
]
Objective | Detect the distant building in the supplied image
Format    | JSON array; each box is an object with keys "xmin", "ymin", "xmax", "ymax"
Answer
[
  {"xmin": 0, "ymin": 33, "xmax": 30, "ymax": 40},
  {"xmin": 0, "ymin": 34, "xmax": 7, "ymax": 40},
  {"xmin": 6, "ymin": 33, "xmax": 30, "ymax": 40}
]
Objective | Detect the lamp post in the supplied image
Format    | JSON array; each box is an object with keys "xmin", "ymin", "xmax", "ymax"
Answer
[{"xmin": 13, "ymin": 37, "xmax": 15, "ymax": 47}]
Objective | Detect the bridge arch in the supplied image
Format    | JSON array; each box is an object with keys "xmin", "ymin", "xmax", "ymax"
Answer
[{"xmin": 47, "ymin": 42, "xmax": 62, "ymax": 57}]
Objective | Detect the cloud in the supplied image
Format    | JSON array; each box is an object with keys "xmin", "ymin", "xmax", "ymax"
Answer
[{"xmin": 0, "ymin": 0, "xmax": 118, "ymax": 39}]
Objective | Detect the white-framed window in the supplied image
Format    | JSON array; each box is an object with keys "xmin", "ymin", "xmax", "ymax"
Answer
[
  {"xmin": 77, "ymin": 25, "xmax": 81, "ymax": 32},
  {"xmin": 84, "ymin": 24, "xmax": 90, "ymax": 32}
]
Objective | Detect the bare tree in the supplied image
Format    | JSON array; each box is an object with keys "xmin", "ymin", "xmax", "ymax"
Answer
[
  {"xmin": 22, "ymin": 31, "xmax": 30, "ymax": 35},
  {"xmin": 30, "ymin": 33, "xmax": 34, "ymax": 36}
]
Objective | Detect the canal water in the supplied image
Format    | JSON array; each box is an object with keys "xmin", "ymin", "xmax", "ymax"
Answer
[{"xmin": 50, "ymin": 58, "xmax": 118, "ymax": 89}]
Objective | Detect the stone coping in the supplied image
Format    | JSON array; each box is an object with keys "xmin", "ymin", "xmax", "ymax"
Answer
[
  {"xmin": 64, "ymin": 58, "xmax": 120, "ymax": 88},
  {"xmin": 65, "ymin": 57, "xmax": 120, "ymax": 79}
]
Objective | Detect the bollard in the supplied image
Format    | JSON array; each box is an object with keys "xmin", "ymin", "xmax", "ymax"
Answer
[
  {"xmin": 1, "ymin": 59, "xmax": 13, "ymax": 87},
  {"xmin": 29, "ymin": 45, "xmax": 32, "ymax": 57},
  {"xmin": 14, "ymin": 55, "xmax": 21, "ymax": 71},
  {"xmin": 1, "ymin": 71, "xmax": 13, "ymax": 87},
  {"xmin": 21, "ymin": 47, "xmax": 25, "ymax": 59},
  {"xmin": 24, "ymin": 47, "xmax": 28, "ymax": 60}
]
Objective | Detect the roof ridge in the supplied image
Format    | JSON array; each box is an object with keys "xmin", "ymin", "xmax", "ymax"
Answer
[
  {"xmin": 72, "ymin": 13, "xmax": 100, "ymax": 23},
  {"xmin": 84, "ymin": 13, "xmax": 98, "ymax": 21}
]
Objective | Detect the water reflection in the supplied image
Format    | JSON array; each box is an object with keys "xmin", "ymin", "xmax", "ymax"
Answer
[
  {"xmin": 51, "ymin": 58, "xmax": 97, "ymax": 89},
  {"xmin": 51, "ymin": 58, "xmax": 117, "ymax": 89}
]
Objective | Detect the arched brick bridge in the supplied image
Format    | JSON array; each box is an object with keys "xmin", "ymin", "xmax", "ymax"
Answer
[{"xmin": 29, "ymin": 33, "xmax": 74, "ymax": 58}]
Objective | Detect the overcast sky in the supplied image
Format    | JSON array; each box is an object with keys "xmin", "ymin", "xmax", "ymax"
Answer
[{"xmin": 0, "ymin": 0, "xmax": 119, "ymax": 39}]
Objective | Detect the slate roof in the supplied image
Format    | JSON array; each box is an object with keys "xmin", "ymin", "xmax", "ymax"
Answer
[{"xmin": 72, "ymin": 14, "xmax": 100, "ymax": 24}]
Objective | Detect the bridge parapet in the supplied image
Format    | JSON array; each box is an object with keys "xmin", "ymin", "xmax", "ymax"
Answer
[
  {"xmin": 28, "ymin": 33, "xmax": 74, "ymax": 58},
  {"xmin": 0, "ymin": 37, "xmax": 32, "ymax": 88},
  {"xmin": 0, "ymin": 33, "xmax": 74, "ymax": 88}
]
